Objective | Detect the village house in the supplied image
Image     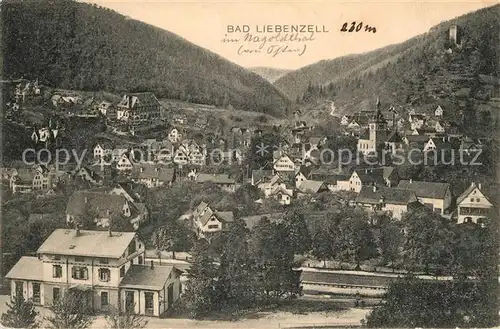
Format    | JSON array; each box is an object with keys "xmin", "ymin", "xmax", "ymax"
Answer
[
  {"xmin": 434, "ymin": 105, "xmax": 444, "ymax": 117},
  {"xmin": 296, "ymin": 180, "xmax": 329, "ymax": 196},
  {"xmin": 131, "ymin": 164, "xmax": 175, "ymax": 188},
  {"xmin": 409, "ymin": 113, "xmax": 426, "ymax": 130},
  {"xmin": 384, "ymin": 131, "xmax": 404, "ymax": 155},
  {"xmin": 98, "ymin": 101, "xmax": 116, "ymax": 119},
  {"xmin": 191, "ymin": 202, "xmax": 234, "ymax": 238},
  {"xmin": 9, "ymin": 166, "xmax": 55, "ymax": 193},
  {"xmin": 456, "ymin": 182, "xmax": 493, "ymax": 224},
  {"xmin": 355, "ymin": 185, "xmax": 419, "ymax": 220},
  {"xmin": 251, "ymin": 169, "xmax": 274, "ymax": 186},
  {"xmin": 344, "ymin": 167, "xmax": 398, "ymax": 193},
  {"xmin": 116, "ymin": 92, "xmax": 162, "ymax": 127},
  {"xmin": 189, "ymin": 172, "xmax": 237, "ymax": 193},
  {"xmin": 397, "ymin": 180, "xmax": 452, "ymax": 215},
  {"xmin": 257, "ymin": 174, "xmax": 294, "ymax": 205},
  {"xmin": 168, "ymin": 128, "xmax": 182, "ymax": 144},
  {"xmin": 139, "ymin": 139, "xmax": 174, "ymax": 163},
  {"xmin": 173, "ymin": 148, "xmax": 189, "ymax": 166},
  {"xmin": 273, "ymin": 153, "xmax": 296, "ymax": 174},
  {"xmin": 74, "ymin": 166, "xmax": 104, "ymax": 186},
  {"xmin": 357, "ymin": 100, "xmax": 391, "ymax": 156},
  {"xmin": 423, "ymin": 137, "xmax": 453, "ymax": 153},
  {"xmin": 340, "ymin": 115, "xmax": 351, "ymax": 126},
  {"xmin": 5, "ymin": 228, "xmax": 182, "ymax": 316},
  {"xmin": 65, "ymin": 191, "xmax": 147, "ymax": 230}
]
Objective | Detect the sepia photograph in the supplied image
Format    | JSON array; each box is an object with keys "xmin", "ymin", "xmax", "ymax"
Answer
[{"xmin": 0, "ymin": 0, "xmax": 499, "ymax": 328}]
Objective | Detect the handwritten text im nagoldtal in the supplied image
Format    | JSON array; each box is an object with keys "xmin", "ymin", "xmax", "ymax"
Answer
[{"xmin": 221, "ymin": 24, "xmax": 329, "ymax": 57}]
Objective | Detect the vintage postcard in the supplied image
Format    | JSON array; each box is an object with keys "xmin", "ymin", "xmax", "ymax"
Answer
[{"xmin": 1, "ymin": 0, "xmax": 499, "ymax": 328}]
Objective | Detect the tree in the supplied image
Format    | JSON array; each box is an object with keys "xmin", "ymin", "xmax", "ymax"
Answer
[
  {"xmin": 151, "ymin": 221, "xmax": 195, "ymax": 260},
  {"xmin": 45, "ymin": 293, "xmax": 92, "ymax": 329},
  {"xmin": 0, "ymin": 294, "xmax": 39, "ymax": 328},
  {"xmin": 338, "ymin": 209, "xmax": 378, "ymax": 269},
  {"xmin": 105, "ymin": 305, "xmax": 148, "ymax": 329},
  {"xmin": 282, "ymin": 209, "xmax": 311, "ymax": 255},
  {"xmin": 403, "ymin": 206, "xmax": 455, "ymax": 274},
  {"xmin": 378, "ymin": 216, "xmax": 404, "ymax": 271},
  {"xmin": 251, "ymin": 219, "xmax": 302, "ymax": 300},
  {"xmin": 183, "ymin": 240, "xmax": 219, "ymax": 318},
  {"xmin": 366, "ymin": 277, "xmax": 497, "ymax": 328},
  {"xmin": 310, "ymin": 212, "xmax": 342, "ymax": 267},
  {"xmin": 216, "ymin": 219, "xmax": 258, "ymax": 309}
]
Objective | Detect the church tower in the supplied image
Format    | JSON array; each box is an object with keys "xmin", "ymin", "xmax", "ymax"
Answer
[{"xmin": 369, "ymin": 97, "xmax": 388, "ymax": 148}]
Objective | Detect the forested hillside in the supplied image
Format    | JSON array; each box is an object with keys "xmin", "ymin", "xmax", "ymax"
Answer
[
  {"xmin": 1, "ymin": 0, "xmax": 290, "ymax": 116},
  {"xmin": 275, "ymin": 5, "xmax": 499, "ymax": 117},
  {"xmin": 248, "ymin": 67, "xmax": 291, "ymax": 83}
]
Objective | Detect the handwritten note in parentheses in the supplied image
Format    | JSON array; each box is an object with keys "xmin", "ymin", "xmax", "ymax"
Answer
[{"xmin": 221, "ymin": 24, "xmax": 330, "ymax": 58}]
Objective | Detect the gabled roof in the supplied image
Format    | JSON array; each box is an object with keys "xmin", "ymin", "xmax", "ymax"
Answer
[
  {"xmin": 119, "ymin": 92, "xmax": 161, "ymax": 110},
  {"xmin": 386, "ymin": 131, "xmax": 402, "ymax": 143},
  {"xmin": 356, "ymin": 186, "xmax": 417, "ymax": 205},
  {"xmin": 252, "ymin": 169, "xmax": 273, "ymax": 184},
  {"xmin": 131, "ymin": 164, "xmax": 175, "ymax": 182},
  {"xmin": 297, "ymin": 180, "xmax": 328, "ymax": 194},
  {"xmin": 120, "ymin": 265, "xmax": 182, "ymax": 290},
  {"xmin": 456, "ymin": 182, "xmax": 493, "ymax": 206},
  {"xmin": 397, "ymin": 180, "xmax": 450, "ymax": 199},
  {"xmin": 37, "ymin": 229, "xmax": 136, "ymax": 258},
  {"xmin": 196, "ymin": 173, "xmax": 235, "ymax": 185},
  {"xmin": 66, "ymin": 191, "xmax": 136, "ymax": 219},
  {"xmin": 353, "ymin": 169, "xmax": 386, "ymax": 186},
  {"xmin": 405, "ymin": 135, "xmax": 431, "ymax": 143},
  {"xmin": 270, "ymin": 184, "xmax": 294, "ymax": 197},
  {"xmin": 240, "ymin": 213, "xmax": 284, "ymax": 230},
  {"xmin": 5, "ymin": 256, "xmax": 44, "ymax": 281}
]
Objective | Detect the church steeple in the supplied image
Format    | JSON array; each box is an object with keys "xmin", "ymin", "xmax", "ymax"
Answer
[{"xmin": 372, "ymin": 96, "xmax": 385, "ymax": 123}]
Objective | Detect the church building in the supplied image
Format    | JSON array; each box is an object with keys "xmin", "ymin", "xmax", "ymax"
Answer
[{"xmin": 357, "ymin": 98, "xmax": 390, "ymax": 156}]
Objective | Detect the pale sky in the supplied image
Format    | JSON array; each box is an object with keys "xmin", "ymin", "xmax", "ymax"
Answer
[{"xmin": 85, "ymin": 0, "xmax": 496, "ymax": 70}]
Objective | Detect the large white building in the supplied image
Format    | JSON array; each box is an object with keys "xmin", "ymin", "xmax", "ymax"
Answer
[{"xmin": 5, "ymin": 229, "xmax": 182, "ymax": 317}]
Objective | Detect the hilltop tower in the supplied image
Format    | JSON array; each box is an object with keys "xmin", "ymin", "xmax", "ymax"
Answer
[{"xmin": 449, "ymin": 24, "xmax": 459, "ymax": 45}]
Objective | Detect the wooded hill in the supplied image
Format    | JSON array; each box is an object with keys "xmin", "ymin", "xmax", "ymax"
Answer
[
  {"xmin": 248, "ymin": 67, "xmax": 291, "ymax": 83},
  {"xmin": 1, "ymin": 0, "xmax": 290, "ymax": 116},
  {"xmin": 274, "ymin": 5, "xmax": 499, "ymax": 117}
]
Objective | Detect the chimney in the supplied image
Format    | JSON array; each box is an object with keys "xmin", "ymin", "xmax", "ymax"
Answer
[
  {"xmin": 478, "ymin": 183, "xmax": 482, "ymax": 190},
  {"xmin": 140, "ymin": 167, "xmax": 144, "ymax": 173},
  {"xmin": 409, "ymin": 179, "xmax": 413, "ymax": 184},
  {"xmin": 150, "ymin": 260, "xmax": 154, "ymax": 269},
  {"xmin": 108, "ymin": 227, "xmax": 112, "ymax": 237},
  {"xmin": 76, "ymin": 225, "xmax": 80, "ymax": 237},
  {"xmin": 84, "ymin": 196, "xmax": 88, "ymax": 204},
  {"xmin": 372, "ymin": 185, "xmax": 377, "ymax": 192}
]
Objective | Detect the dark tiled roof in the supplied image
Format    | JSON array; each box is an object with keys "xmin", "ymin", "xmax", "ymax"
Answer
[
  {"xmin": 386, "ymin": 131, "xmax": 402, "ymax": 143},
  {"xmin": 240, "ymin": 213, "xmax": 284, "ymax": 230},
  {"xmin": 131, "ymin": 164, "xmax": 175, "ymax": 182},
  {"xmin": 37, "ymin": 229, "xmax": 136, "ymax": 258},
  {"xmin": 356, "ymin": 186, "xmax": 417, "ymax": 205},
  {"xmin": 297, "ymin": 180, "xmax": 328, "ymax": 194},
  {"xmin": 196, "ymin": 173, "xmax": 235, "ymax": 185},
  {"xmin": 66, "ymin": 191, "xmax": 136, "ymax": 219},
  {"xmin": 120, "ymin": 265, "xmax": 182, "ymax": 290},
  {"xmin": 252, "ymin": 169, "xmax": 273, "ymax": 184},
  {"xmin": 397, "ymin": 180, "xmax": 450, "ymax": 199}
]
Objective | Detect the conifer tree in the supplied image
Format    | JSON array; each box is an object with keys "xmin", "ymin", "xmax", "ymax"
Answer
[{"xmin": 0, "ymin": 294, "xmax": 39, "ymax": 328}]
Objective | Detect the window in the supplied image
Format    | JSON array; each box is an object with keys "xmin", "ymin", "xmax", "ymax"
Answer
[
  {"xmin": 476, "ymin": 198, "xmax": 480, "ymax": 202},
  {"xmin": 53, "ymin": 265, "xmax": 62, "ymax": 278},
  {"xmin": 99, "ymin": 268, "xmax": 110, "ymax": 282},
  {"xmin": 71, "ymin": 266, "xmax": 88, "ymax": 280},
  {"xmin": 470, "ymin": 198, "xmax": 474, "ymax": 202},
  {"xmin": 144, "ymin": 292, "xmax": 154, "ymax": 315},
  {"xmin": 54, "ymin": 255, "xmax": 61, "ymax": 261},
  {"xmin": 15, "ymin": 281, "xmax": 23, "ymax": 298},
  {"xmin": 53, "ymin": 287, "xmax": 60, "ymax": 302},
  {"xmin": 32, "ymin": 283, "xmax": 41, "ymax": 303},
  {"xmin": 138, "ymin": 256, "xmax": 143, "ymax": 265},
  {"xmin": 120, "ymin": 266, "xmax": 125, "ymax": 278},
  {"xmin": 101, "ymin": 292, "xmax": 109, "ymax": 307},
  {"xmin": 208, "ymin": 224, "xmax": 218, "ymax": 229},
  {"xmin": 128, "ymin": 240, "xmax": 137, "ymax": 255},
  {"xmin": 74, "ymin": 256, "xmax": 85, "ymax": 262},
  {"xmin": 99, "ymin": 258, "xmax": 109, "ymax": 264}
]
